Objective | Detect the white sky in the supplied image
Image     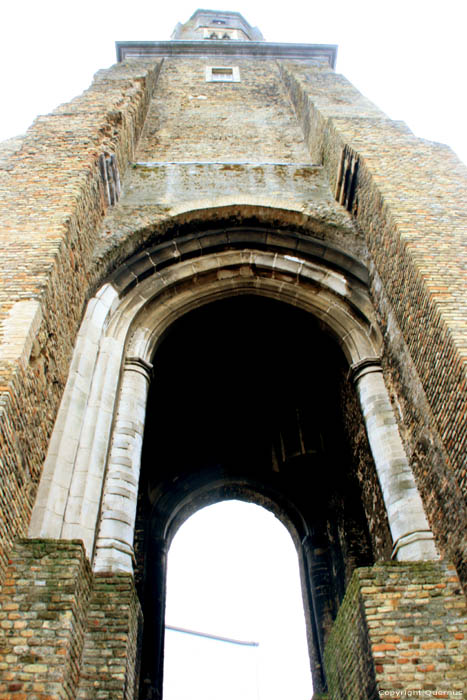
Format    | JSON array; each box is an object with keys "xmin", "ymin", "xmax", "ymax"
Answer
[
  {"xmin": 0, "ymin": 0, "xmax": 466, "ymax": 165},
  {"xmin": 164, "ymin": 501, "xmax": 313, "ymax": 700}
]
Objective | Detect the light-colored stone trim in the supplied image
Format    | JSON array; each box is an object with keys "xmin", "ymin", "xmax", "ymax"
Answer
[
  {"xmin": 28, "ymin": 284, "xmax": 120, "ymax": 551},
  {"xmin": 351, "ymin": 360, "xmax": 438, "ymax": 561},
  {"xmin": 0, "ymin": 300, "xmax": 42, "ymax": 368},
  {"xmin": 94, "ymin": 357, "xmax": 152, "ymax": 573},
  {"xmin": 115, "ymin": 249, "xmax": 380, "ymax": 366},
  {"xmin": 116, "ymin": 41, "xmax": 337, "ymax": 67},
  {"xmin": 29, "ymin": 242, "xmax": 435, "ymax": 569}
]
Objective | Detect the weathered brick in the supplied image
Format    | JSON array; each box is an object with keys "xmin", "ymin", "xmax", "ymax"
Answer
[{"xmin": 324, "ymin": 562, "xmax": 467, "ymax": 698}]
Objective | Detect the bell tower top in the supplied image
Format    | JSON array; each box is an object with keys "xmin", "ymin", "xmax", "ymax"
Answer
[
  {"xmin": 116, "ymin": 8, "xmax": 336, "ymax": 66},
  {"xmin": 171, "ymin": 9, "xmax": 264, "ymax": 42}
]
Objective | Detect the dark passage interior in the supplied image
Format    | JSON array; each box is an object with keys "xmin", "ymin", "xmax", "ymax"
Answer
[
  {"xmin": 142, "ymin": 295, "xmax": 366, "ymax": 487},
  {"xmin": 147, "ymin": 295, "xmax": 345, "ymax": 476},
  {"xmin": 135, "ymin": 294, "xmax": 382, "ymax": 698}
]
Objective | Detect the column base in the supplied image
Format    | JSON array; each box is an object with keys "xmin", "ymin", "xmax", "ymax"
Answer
[{"xmin": 391, "ymin": 529, "xmax": 439, "ymax": 561}]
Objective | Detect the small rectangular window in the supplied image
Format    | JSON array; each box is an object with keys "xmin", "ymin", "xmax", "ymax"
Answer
[
  {"xmin": 205, "ymin": 66, "xmax": 240, "ymax": 82},
  {"xmin": 212, "ymin": 68, "xmax": 233, "ymax": 81}
]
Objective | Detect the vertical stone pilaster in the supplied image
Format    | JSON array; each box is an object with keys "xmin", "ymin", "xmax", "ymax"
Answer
[
  {"xmin": 94, "ymin": 356, "xmax": 153, "ymax": 574},
  {"xmin": 28, "ymin": 282, "xmax": 120, "ymax": 555},
  {"xmin": 351, "ymin": 360, "xmax": 438, "ymax": 561}
]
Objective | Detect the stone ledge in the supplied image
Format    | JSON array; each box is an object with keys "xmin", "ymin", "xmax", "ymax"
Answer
[{"xmin": 116, "ymin": 41, "xmax": 337, "ymax": 67}]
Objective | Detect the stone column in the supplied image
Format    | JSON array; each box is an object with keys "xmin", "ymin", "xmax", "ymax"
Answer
[
  {"xmin": 94, "ymin": 356, "xmax": 152, "ymax": 573},
  {"xmin": 351, "ymin": 360, "xmax": 438, "ymax": 561}
]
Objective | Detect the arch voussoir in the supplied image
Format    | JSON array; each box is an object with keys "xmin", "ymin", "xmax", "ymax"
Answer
[{"xmin": 29, "ymin": 227, "xmax": 436, "ymax": 574}]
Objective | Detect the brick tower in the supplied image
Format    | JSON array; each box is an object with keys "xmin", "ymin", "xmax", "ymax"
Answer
[{"xmin": 0, "ymin": 9, "xmax": 465, "ymax": 699}]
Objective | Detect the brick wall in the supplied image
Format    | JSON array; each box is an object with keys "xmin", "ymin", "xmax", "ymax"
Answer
[
  {"xmin": 0, "ymin": 541, "xmax": 142, "ymax": 700},
  {"xmin": 0, "ymin": 60, "xmax": 159, "ymax": 580},
  {"xmin": 0, "ymin": 540, "xmax": 92, "ymax": 699},
  {"xmin": 77, "ymin": 573, "xmax": 142, "ymax": 699},
  {"xmin": 136, "ymin": 58, "xmax": 310, "ymax": 163},
  {"xmin": 0, "ymin": 47, "xmax": 466, "ymax": 699},
  {"xmin": 279, "ymin": 60, "xmax": 467, "ymax": 585},
  {"xmin": 324, "ymin": 562, "xmax": 466, "ymax": 698}
]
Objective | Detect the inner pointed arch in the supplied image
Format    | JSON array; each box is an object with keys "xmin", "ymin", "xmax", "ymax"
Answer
[{"xmin": 163, "ymin": 500, "xmax": 314, "ymax": 700}]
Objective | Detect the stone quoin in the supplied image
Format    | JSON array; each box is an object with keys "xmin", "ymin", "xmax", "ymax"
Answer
[{"xmin": 0, "ymin": 9, "xmax": 465, "ymax": 699}]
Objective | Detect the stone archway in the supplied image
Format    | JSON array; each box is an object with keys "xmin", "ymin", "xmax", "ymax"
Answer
[
  {"xmin": 28, "ymin": 226, "xmax": 437, "ymax": 695},
  {"xmin": 161, "ymin": 500, "xmax": 312, "ymax": 700},
  {"xmin": 140, "ymin": 469, "xmax": 318, "ymax": 697},
  {"xmin": 129, "ymin": 289, "xmax": 436, "ymax": 697}
]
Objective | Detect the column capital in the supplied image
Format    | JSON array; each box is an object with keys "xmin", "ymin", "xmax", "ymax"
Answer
[
  {"xmin": 349, "ymin": 356, "xmax": 382, "ymax": 385},
  {"xmin": 124, "ymin": 355, "xmax": 153, "ymax": 381}
]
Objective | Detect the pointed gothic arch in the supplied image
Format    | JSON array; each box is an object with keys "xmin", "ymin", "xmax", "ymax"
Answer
[
  {"xmin": 28, "ymin": 225, "xmax": 437, "ymax": 695},
  {"xmin": 141, "ymin": 473, "xmax": 319, "ymax": 696},
  {"xmin": 30, "ymin": 225, "xmax": 436, "ymax": 559},
  {"xmin": 161, "ymin": 499, "xmax": 314, "ymax": 700}
]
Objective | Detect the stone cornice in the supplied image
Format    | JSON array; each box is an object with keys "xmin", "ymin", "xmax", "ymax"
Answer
[{"xmin": 116, "ymin": 41, "xmax": 337, "ymax": 68}]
